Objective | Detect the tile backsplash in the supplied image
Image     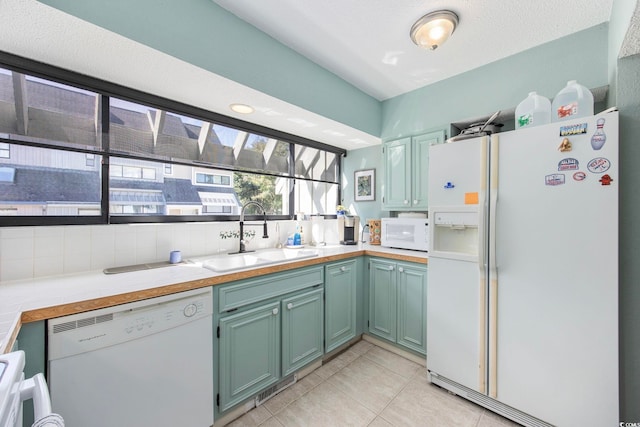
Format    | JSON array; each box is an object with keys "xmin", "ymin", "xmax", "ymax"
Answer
[{"xmin": 0, "ymin": 219, "xmax": 340, "ymax": 282}]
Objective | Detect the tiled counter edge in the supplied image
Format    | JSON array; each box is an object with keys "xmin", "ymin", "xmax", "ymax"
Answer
[{"xmin": 0, "ymin": 244, "xmax": 427, "ymax": 353}]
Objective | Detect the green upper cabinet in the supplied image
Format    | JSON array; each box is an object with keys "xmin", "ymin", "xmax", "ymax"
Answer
[
  {"xmin": 324, "ymin": 259, "xmax": 358, "ymax": 353},
  {"xmin": 382, "ymin": 137, "xmax": 411, "ymax": 210},
  {"xmin": 382, "ymin": 130, "xmax": 444, "ymax": 211}
]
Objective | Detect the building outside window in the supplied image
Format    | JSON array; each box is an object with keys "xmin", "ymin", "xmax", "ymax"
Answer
[{"xmin": 0, "ymin": 62, "xmax": 343, "ymax": 224}]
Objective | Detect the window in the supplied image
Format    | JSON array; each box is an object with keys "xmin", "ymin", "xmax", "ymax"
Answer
[
  {"xmin": 0, "ymin": 68, "xmax": 101, "ymax": 149},
  {"xmin": 110, "ymin": 164, "xmax": 157, "ymax": 180},
  {"xmin": 0, "ymin": 145, "xmax": 101, "ymax": 217},
  {"xmin": 195, "ymin": 172, "xmax": 231, "ymax": 186},
  {"xmin": 0, "ymin": 143, "xmax": 9, "ymax": 159},
  {"xmin": 0, "ymin": 57, "xmax": 345, "ymax": 225},
  {"xmin": 203, "ymin": 205, "xmax": 232, "ymax": 214},
  {"xmin": 0, "ymin": 166, "xmax": 15, "ymax": 183}
]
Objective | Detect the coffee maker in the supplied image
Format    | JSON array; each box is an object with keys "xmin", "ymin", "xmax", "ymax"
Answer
[{"xmin": 338, "ymin": 215, "xmax": 359, "ymax": 245}]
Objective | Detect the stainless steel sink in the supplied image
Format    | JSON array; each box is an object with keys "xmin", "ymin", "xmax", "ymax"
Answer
[{"xmin": 191, "ymin": 248, "xmax": 319, "ymax": 273}]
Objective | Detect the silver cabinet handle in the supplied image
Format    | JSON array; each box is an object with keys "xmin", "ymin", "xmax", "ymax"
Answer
[
  {"xmin": 403, "ymin": 200, "xmax": 409, "ymax": 204},
  {"xmin": 413, "ymin": 199, "xmax": 418, "ymax": 204},
  {"xmin": 272, "ymin": 308, "xmax": 279, "ymax": 315},
  {"xmin": 399, "ymin": 267, "xmax": 404, "ymax": 273},
  {"xmin": 287, "ymin": 303, "xmax": 294, "ymax": 310},
  {"xmin": 389, "ymin": 266, "xmax": 394, "ymax": 271},
  {"xmin": 340, "ymin": 266, "xmax": 347, "ymax": 272}
]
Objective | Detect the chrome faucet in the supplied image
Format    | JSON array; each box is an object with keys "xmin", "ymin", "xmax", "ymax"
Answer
[{"xmin": 233, "ymin": 201, "xmax": 269, "ymax": 254}]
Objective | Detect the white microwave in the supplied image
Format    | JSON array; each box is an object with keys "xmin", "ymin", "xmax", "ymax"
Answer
[{"xmin": 381, "ymin": 217, "xmax": 429, "ymax": 251}]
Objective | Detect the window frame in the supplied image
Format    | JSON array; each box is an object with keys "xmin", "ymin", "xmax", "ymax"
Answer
[{"xmin": 0, "ymin": 51, "xmax": 345, "ymax": 226}]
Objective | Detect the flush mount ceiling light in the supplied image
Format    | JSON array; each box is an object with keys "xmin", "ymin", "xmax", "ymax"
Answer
[
  {"xmin": 229, "ymin": 103, "xmax": 254, "ymax": 114},
  {"xmin": 410, "ymin": 10, "xmax": 458, "ymax": 50}
]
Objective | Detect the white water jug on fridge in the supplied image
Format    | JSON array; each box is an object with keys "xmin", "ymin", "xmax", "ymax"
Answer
[
  {"xmin": 551, "ymin": 80, "xmax": 594, "ymax": 122},
  {"xmin": 515, "ymin": 91, "xmax": 551, "ymax": 129}
]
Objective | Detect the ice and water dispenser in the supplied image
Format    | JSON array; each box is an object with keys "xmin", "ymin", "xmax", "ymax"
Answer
[{"xmin": 430, "ymin": 209, "xmax": 479, "ymax": 259}]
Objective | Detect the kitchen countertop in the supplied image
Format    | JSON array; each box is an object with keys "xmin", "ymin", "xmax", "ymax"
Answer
[{"xmin": 0, "ymin": 243, "xmax": 427, "ymax": 354}]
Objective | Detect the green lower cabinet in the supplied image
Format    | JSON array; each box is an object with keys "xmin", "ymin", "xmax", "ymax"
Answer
[
  {"xmin": 219, "ymin": 301, "xmax": 281, "ymax": 412},
  {"xmin": 397, "ymin": 264, "xmax": 427, "ymax": 354},
  {"xmin": 217, "ymin": 267, "xmax": 326, "ymax": 414},
  {"xmin": 324, "ymin": 260, "xmax": 358, "ymax": 352},
  {"xmin": 368, "ymin": 258, "xmax": 427, "ymax": 355},
  {"xmin": 369, "ymin": 259, "xmax": 397, "ymax": 342},
  {"xmin": 17, "ymin": 321, "xmax": 46, "ymax": 427},
  {"xmin": 282, "ymin": 288, "xmax": 324, "ymax": 376}
]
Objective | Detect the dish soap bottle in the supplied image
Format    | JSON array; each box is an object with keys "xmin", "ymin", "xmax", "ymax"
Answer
[{"xmin": 293, "ymin": 226, "xmax": 301, "ymax": 246}]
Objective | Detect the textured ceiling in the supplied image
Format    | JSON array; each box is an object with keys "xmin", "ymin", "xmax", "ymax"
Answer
[
  {"xmin": 213, "ymin": 0, "xmax": 615, "ymax": 101},
  {"xmin": 0, "ymin": 0, "xmax": 623, "ymax": 151}
]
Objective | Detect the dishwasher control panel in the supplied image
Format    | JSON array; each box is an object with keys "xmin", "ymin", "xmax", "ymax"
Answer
[{"xmin": 48, "ymin": 288, "xmax": 212, "ymax": 360}]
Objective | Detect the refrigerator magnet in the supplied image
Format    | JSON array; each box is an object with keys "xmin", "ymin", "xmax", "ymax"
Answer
[
  {"xmin": 558, "ymin": 158, "xmax": 579, "ymax": 171},
  {"xmin": 599, "ymin": 174, "xmax": 613, "ymax": 185},
  {"xmin": 587, "ymin": 157, "xmax": 611, "ymax": 173},
  {"xmin": 590, "ymin": 118, "xmax": 607, "ymax": 150},
  {"xmin": 573, "ymin": 171, "xmax": 587, "ymax": 181},
  {"xmin": 464, "ymin": 192, "xmax": 479, "ymax": 204},
  {"xmin": 558, "ymin": 138, "xmax": 572, "ymax": 152},
  {"xmin": 559, "ymin": 123, "xmax": 588, "ymax": 136},
  {"xmin": 545, "ymin": 174, "xmax": 566, "ymax": 186}
]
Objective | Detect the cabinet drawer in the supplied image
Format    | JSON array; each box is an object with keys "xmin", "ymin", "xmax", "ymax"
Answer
[{"xmin": 218, "ymin": 266, "xmax": 324, "ymax": 312}]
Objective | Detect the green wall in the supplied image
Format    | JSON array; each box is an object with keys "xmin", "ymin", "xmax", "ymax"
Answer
[
  {"xmin": 381, "ymin": 24, "xmax": 609, "ymax": 140},
  {"xmin": 37, "ymin": 0, "xmax": 381, "ymax": 138},
  {"xmin": 616, "ymin": 52, "xmax": 640, "ymax": 422},
  {"xmin": 341, "ymin": 145, "xmax": 385, "ymax": 230},
  {"xmin": 607, "ymin": 0, "xmax": 638, "ymax": 105}
]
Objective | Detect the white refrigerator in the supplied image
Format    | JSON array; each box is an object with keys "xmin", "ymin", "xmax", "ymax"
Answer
[{"xmin": 427, "ymin": 112, "xmax": 618, "ymax": 427}]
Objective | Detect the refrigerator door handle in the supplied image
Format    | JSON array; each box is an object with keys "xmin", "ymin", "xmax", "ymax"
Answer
[
  {"xmin": 477, "ymin": 136, "xmax": 489, "ymax": 394},
  {"xmin": 478, "ymin": 136, "xmax": 488, "ymax": 269},
  {"xmin": 489, "ymin": 134, "xmax": 499, "ymax": 277},
  {"xmin": 488, "ymin": 133, "xmax": 499, "ymax": 399}
]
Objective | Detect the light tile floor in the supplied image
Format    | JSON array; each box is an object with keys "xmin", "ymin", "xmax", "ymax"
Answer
[{"xmin": 225, "ymin": 340, "xmax": 521, "ymax": 427}]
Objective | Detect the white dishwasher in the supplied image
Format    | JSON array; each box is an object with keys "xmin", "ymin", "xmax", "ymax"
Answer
[{"xmin": 48, "ymin": 287, "xmax": 214, "ymax": 427}]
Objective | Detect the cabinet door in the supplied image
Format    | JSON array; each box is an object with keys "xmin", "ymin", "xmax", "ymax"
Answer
[
  {"xmin": 325, "ymin": 260, "xmax": 357, "ymax": 352},
  {"xmin": 382, "ymin": 137, "xmax": 411, "ymax": 209},
  {"xmin": 397, "ymin": 263, "xmax": 427, "ymax": 355},
  {"xmin": 219, "ymin": 301, "xmax": 280, "ymax": 411},
  {"xmin": 18, "ymin": 321, "xmax": 46, "ymax": 427},
  {"xmin": 412, "ymin": 130, "xmax": 444, "ymax": 210},
  {"xmin": 282, "ymin": 288, "xmax": 324, "ymax": 376},
  {"xmin": 368, "ymin": 259, "xmax": 397, "ymax": 342}
]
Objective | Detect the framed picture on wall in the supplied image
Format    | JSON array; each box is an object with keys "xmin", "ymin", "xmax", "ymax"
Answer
[{"xmin": 355, "ymin": 169, "xmax": 375, "ymax": 201}]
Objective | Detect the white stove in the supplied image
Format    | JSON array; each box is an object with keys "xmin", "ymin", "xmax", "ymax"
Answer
[
  {"xmin": 0, "ymin": 351, "xmax": 56, "ymax": 427},
  {"xmin": 0, "ymin": 351, "xmax": 24, "ymax": 427}
]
